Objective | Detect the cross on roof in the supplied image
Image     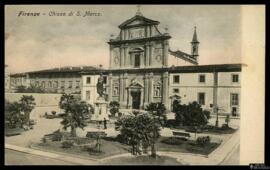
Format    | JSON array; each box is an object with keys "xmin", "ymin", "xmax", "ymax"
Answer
[{"xmin": 136, "ymin": 5, "xmax": 143, "ymax": 16}]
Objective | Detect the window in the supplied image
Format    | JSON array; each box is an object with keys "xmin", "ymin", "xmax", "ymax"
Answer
[
  {"xmin": 113, "ymin": 86, "xmax": 119, "ymax": 96},
  {"xmin": 76, "ymin": 81, "xmax": 80, "ymax": 88},
  {"xmin": 41, "ymin": 81, "xmax": 45, "ymax": 88},
  {"xmin": 86, "ymin": 91, "xmax": 91, "ymax": 100},
  {"xmin": 54, "ymin": 81, "xmax": 58, "ymax": 88},
  {"xmin": 48, "ymin": 81, "xmax": 52, "ymax": 88},
  {"xmin": 231, "ymin": 93, "xmax": 239, "ymax": 106},
  {"xmin": 103, "ymin": 76, "xmax": 107, "ymax": 84},
  {"xmin": 61, "ymin": 81, "xmax": 65, "ymax": 88},
  {"xmin": 173, "ymin": 75, "xmax": 180, "ymax": 84},
  {"xmin": 86, "ymin": 77, "xmax": 91, "ymax": 84},
  {"xmin": 198, "ymin": 93, "xmax": 205, "ymax": 105},
  {"xmin": 134, "ymin": 54, "xmax": 140, "ymax": 67},
  {"xmin": 154, "ymin": 85, "xmax": 161, "ymax": 97},
  {"xmin": 36, "ymin": 81, "xmax": 39, "ymax": 86},
  {"xmin": 173, "ymin": 88, "xmax": 179, "ymax": 93},
  {"xmin": 68, "ymin": 81, "xmax": 73, "ymax": 88},
  {"xmin": 232, "ymin": 74, "xmax": 239, "ymax": 83},
  {"xmin": 199, "ymin": 74, "xmax": 206, "ymax": 83}
]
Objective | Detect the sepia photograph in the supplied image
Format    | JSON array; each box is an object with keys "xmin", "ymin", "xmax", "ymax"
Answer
[{"xmin": 4, "ymin": 5, "xmax": 265, "ymax": 165}]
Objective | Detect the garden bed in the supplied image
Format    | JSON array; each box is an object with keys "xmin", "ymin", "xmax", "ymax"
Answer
[
  {"xmin": 5, "ymin": 127, "xmax": 25, "ymax": 137},
  {"xmin": 171, "ymin": 125, "xmax": 237, "ymax": 134},
  {"xmin": 33, "ymin": 138, "xmax": 130, "ymax": 159},
  {"xmin": 101, "ymin": 155, "xmax": 181, "ymax": 165},
  {"xmin": 202, "ymin": 125, "xmax": 237, "ymax": 134},
  {"xmin": 157, "ymin": 137, "xmax": 221, "ymax": 155}
]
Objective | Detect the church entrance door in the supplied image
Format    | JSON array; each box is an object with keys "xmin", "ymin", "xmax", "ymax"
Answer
[{"xmin": 131, "ymin": 91, "xmax": 141, "ymax": 109}]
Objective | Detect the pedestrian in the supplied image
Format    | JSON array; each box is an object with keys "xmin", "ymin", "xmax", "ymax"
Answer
[{"xmin": 103, "ymin": 118, "xmax": 107, "ymax": 129}]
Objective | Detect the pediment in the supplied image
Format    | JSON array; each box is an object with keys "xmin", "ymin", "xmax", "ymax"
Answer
[
  {"xmin": 119, "ymin": 15, "xmax": 159, "ymax": 29},
  {"xmin": 129, "ymin": 78, "xmax": 143, "ymax": 88}
]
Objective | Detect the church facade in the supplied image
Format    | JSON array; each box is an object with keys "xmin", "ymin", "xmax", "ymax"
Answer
[{"xmin": 81, "ymin": 11, "xmax": 242, "ymax": 116}]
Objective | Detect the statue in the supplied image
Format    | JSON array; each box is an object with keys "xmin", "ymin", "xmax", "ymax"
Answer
[{"xmin": 96, "ymin": 74, "xmax": 105, "ymax": 98}]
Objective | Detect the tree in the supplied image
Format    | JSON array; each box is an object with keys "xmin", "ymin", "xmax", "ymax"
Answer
[
  {"xmin": 175, "ymin": 101, "xmax": 210, "ymax": 127},
  {"xmin": 5, "ymin": 101, "xmax": 24, "ymax": 128},
  {"xmin": 59, "ymin": 94, "xmax": 92, "ymax": 137},
  {"xmin": 145, "ymin": 102, "xmax": 167, "ymax": 127},
  {"xmin": 19, "ymin": 95, "xmax": 36, "ymax": 126},
  {"xmin": 115, "ymin": 111, "xmax": 161, "ymax": 158},
  {"xmin": 109, "ymin": 101, "xmax": 120, "ymax": 117}
]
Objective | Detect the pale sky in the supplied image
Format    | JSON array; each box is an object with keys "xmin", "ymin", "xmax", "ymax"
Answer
[{"xmin": 5, "ymin": 5, "xmax": 242, "ymax": 73}]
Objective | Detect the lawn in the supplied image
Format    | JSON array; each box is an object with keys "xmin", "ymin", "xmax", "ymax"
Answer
[
  {"xmin": 33, "ymin": 133, "xmax": 220, "ymax": 160},
  {"xmin": 101, "ymin": 155, "xmax": 182, "ymax": 165},
  {"xmin": 32, "ymin": 138, "xmax": 130, "ymax": 159}
]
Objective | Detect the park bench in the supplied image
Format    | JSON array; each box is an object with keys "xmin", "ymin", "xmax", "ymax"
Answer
[
  {"xmin": 86, "ymin": 131, "xmax": 107, "ymax": 139},
  {"xmin": 172, "ymin": 131, "xmax": 191, "ymax": 139}
]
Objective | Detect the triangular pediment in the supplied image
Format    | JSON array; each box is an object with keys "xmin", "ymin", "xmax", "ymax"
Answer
[{"xmin": 119, "ymin": 15, "xmax": 159, "ymax": 28}]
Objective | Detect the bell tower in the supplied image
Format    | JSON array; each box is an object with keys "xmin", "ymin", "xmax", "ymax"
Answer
[{"xmin": 191, "ymin": 26, "xmax": 199, "ymax": 59}]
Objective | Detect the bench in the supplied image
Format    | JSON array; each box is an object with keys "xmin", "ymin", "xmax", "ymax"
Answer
[
  {"xmin": 86, "ymin": 131, "xmax": 107, "ymax": 139},
  {"xmin": 172, "ymin": 131, "xmax": 191, "ymax": 139}
]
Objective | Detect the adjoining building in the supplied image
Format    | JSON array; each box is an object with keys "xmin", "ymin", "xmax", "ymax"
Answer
[{"xmin": 10, "ymin": 66, "xmax": 103, "ymax": 94}]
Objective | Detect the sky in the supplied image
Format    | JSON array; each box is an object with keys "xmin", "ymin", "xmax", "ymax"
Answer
[{"xmin": 5, "ymin": 5, "xmax": 242, "ymax": 73}]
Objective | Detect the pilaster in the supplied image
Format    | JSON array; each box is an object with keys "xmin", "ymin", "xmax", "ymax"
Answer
[
  {"xmin": 123, "ymin": 73, "xmax": 128, "ymax": 108},
  {"xmin": 162, "ymin": 71, "xmax": 169, "ymax": 108},
  {"xmin": 149, "ymin": 72, "xmax": 154, "ymax": 103},
  {"xmin": 163, "ymin": 40, "xmax": 169, "ymax": 67},
  {"xmin": 144, "ymin": 73, "xmax": 149, "ymax": 107}
]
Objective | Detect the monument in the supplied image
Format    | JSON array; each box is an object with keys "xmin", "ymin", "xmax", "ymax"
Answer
[{"xmin": 91, "ymin": 74, "xmax": 109, "ymax": 123}]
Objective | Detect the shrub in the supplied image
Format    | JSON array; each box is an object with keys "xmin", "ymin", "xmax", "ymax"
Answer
[
  {"xmin": 61, "ymin": 140, "xmax": 74, "ymax": 148},
  {"xmin": 221, "ymin": 123, "xmax": 229, "ymax": 130},
  {"xmin": 161, "ymin": 137, "xmax": 187, "ymax": 145},
  {"xmin": 175, "ymin": 101, "xmax": 210, "ymax": 127},
  {"xmin": 196, "ymin": 136, "xmax": 211, "ymax": 146},
  {"xmin": 51, "ymin": 111, "xmax": 57, "ymax": 116},
  {"xmin": 45, "ymin": 115, "xmax": 55, "ymax": 119}
]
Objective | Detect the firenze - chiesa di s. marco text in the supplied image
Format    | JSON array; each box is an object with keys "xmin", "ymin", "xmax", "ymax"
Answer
[{"xmin": 8, "ymin": 9, "xmax": 242, "ymax": 117}]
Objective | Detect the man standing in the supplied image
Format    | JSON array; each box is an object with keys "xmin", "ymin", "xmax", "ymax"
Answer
[{"xmin": 103, "ymin": 118, "xmax": 107, "ymax": 129}]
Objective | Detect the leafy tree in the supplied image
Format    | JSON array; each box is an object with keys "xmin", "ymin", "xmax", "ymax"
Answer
[
  {"xmin": 175, "ymin": 101, "xmax": 211, "ymax": 128},
  {"xmin": 109, "ymin": 101, "xmax": 120, "ymax": 117},
  {"xmin": 145, "ymin": 102, "xmax": 167, "ymax": 127},
  {"xmin": 115, "ymin": 111, "xmax": 161, "ymax": 158},
  {"xmin": 19, "ymin": 95, "xmax": 36, "ymax": 125},
  {"xmin": 5, "ymin": 101, "xmax": 24, "ymax": 128},
  {"xmin": 59, "ymin": 94, "xmax": 92, "ymax": 137}
]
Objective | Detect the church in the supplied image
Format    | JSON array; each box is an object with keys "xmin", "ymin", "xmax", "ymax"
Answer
[
  {"xmin": 81, "ymin": 8, "xmax": 242, "ymax": 116},
  {"xmin": 9, "ymin": 7, "xmax": 241, "ymax": 117}
]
